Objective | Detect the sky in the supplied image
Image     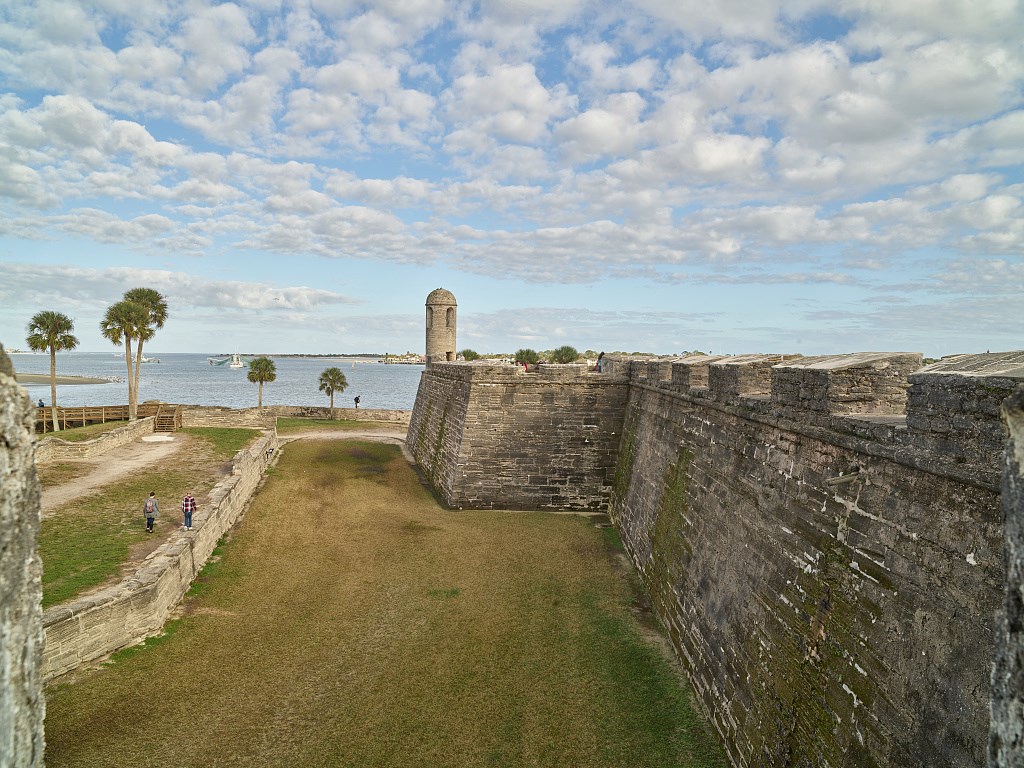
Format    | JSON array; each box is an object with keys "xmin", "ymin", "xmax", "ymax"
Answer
[{"xmin": 0, "ymin": 0, "xmax": 1022, "ymax": 358}]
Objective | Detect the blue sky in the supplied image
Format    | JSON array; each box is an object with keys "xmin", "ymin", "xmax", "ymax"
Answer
[{"xmin": 0, "ymin": 0, "xmax": 1021, "ymax": 357}]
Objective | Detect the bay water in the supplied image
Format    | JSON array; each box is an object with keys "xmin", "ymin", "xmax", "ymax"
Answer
[{"xmin": 10, "ymin": 352, "xmax": 424, "ymax": 411}]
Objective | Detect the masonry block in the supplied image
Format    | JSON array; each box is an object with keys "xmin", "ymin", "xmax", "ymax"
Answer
[
  {"xmin": 772, "ymin": 352, "xmax": 922, "ymax": 417},
  {"xmin": 709, "ymin": 354, "xmax": 797, "ymax": 402}
]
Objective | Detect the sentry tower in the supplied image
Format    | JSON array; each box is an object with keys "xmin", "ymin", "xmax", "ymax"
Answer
[{"xmin": 425, "ymin": 288, "xmax": 457, "ymax": 365}]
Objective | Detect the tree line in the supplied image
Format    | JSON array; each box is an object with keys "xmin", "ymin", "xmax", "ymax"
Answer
[{"xmin": 25, "ymin": 291, "xmax": 355, "ymax": 427}]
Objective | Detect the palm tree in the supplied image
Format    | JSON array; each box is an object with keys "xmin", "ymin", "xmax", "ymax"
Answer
[
  {"xmin": 26, "ymin": 310, "xmax": 79, "ymax": 432},
  {"xmin": 318, "ymin": 367, "xmax": 349, "ymax": 420},
  {"xmin": 100, "ymin": 289, "xmax": 168, "ymax": 420},
  {"xmin": 247, "ymin": 356, "xmax": 277, "ymax": 410},
  {"xmin": 123, "ymin": 287, "xmax": 168, "ymax": 415},
  {"xmin": 100, "ymin": 300, "xmax": 149, "ymax": 419}
]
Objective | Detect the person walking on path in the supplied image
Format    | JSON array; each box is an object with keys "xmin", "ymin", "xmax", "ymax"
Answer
[
  {"xmin": 182, "ymin": 491, "xmax": 196, "ymax": 531},
  {"xmin": 143, "ymin": 491, "xmax": 160, "ymax": 533}
]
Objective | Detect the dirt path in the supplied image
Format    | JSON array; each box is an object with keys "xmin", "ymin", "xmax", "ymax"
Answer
[{"xmin": 40, "ymin": 435, "xmax": 187, "ymax": 515}]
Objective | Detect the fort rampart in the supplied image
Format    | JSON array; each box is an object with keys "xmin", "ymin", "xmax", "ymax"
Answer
[
  {"xmin": 0, "ymin": 347, "xmax": 44, "ymax": 767},
  {"xmin": 407, "ymin": 350, "xmax": 1024, "ymax": 767},
  {"xmin": 40, "ymin": 430, "xmax": 278, "ymax": 682},
  {"xmin": 407, "ymin": 362, "xmax": 628, "ymax": 509}
]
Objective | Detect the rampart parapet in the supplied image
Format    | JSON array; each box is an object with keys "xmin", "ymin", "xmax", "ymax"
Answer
[{"xmin": 906, "ymin": 351, "xmax": 1024, "ymax": 471}]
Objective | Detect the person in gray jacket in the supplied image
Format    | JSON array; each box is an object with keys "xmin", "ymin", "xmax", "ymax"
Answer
[{"xmin": 143, "ymin": 491, "xmax": 160, "ymax": 533}]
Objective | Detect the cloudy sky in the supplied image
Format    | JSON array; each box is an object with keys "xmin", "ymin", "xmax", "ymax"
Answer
[{"xmin": 0, "ymin": 0, "xmax": 1021, "ymax": 357}]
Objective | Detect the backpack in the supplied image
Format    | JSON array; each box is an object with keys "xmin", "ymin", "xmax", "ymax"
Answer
[{"xmin": 145, "ymin": 498, "xmax": 155, "ymax": 514}]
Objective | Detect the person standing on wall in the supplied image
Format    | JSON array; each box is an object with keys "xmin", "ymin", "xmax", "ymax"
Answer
[
  {"xmin": 182, "ymin": 491, "xmax": 197, "ymax": 531},
  {"xmin": 354, "ymin": 396, "xmax": 360, "ymax": 409},
  {"xmin": 143, "ymin": 491, "xmax": 160, "ymax": 533}
]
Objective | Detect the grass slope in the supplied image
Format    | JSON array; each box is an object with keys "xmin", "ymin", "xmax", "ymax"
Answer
[
  {"xmin": 39, "ymin": 428, "xmax": 260, "ymax": 608},
  {"xmin": 44, "ymin": 439, "xmax": 726, "ymax": 768}
]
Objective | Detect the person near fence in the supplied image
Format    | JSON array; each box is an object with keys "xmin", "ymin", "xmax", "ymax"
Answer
[
  {"xmin": 143, "ymin": 491, "xmax": 160, "ymax": 533},
  {"xmin": 182, "ymin": 491, "xmax": 196, "ymax": 531}
]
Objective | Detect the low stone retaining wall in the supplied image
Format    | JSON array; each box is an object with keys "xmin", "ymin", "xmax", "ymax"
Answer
[
  {"xmin": 40, "ymin": 430, "xmax": 279, "ymax": 682},
  {"xmin": 34, "ymin": 417, "xmax": 155, "ymax": 463},
  {"xmin": 182, "ymin": 404, "xmax": 410, "ymax": 429}
]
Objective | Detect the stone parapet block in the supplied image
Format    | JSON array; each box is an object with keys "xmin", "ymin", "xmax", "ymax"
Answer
[
  {"xmin": 670, "ymin": 355, "xmax": 728, "ymax": 392},
  {"xmin": 709, "ymin": 354, "xmax": 798, "ymax": 403},
  {"xmin": 771, "ymin": 352, "xmax": 923, "ymax": 416},
  {"xmin": 537, "ymin": 362, "xmax": 590, "ymax": 380},
  {"xmin": 906, "ymin": 351, "xmax": 1024, "ymax": 469}
]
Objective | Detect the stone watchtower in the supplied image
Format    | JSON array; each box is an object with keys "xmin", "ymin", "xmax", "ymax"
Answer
[{"xmin": 425, "ymin": 288, "xmax": 457, "ymax": 365}]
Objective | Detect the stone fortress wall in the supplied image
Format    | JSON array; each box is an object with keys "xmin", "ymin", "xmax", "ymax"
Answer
[
  {"xmin": 0, "ymin": 346, "xmax": 45, "ymax": 767},
  {"xmin": 407, "ymin": 349, "xmax": 1024, "ymax": 768}
]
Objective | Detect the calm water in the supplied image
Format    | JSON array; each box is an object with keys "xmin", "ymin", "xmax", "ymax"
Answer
[{"xmin": 10, "ymin": 352, "xmax": 424, "ymax": 410}]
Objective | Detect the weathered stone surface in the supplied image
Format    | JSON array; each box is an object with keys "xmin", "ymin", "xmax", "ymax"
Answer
[
  {"xmin": 772, "ymin": 352, "xmax": 923, "ymax": 417},
  {"xmin": 409, "ymin": 350, "xmax": 1022, "ymax": 768},
  {"xmin": 0, "ymin": 344, "xmax": 45, "ymax": 767},
  {"xmin": 407, "ymin": 362, "xmax": 628, "ymax": 510},
  {"xmin": 991, "ymin": 385, "xmax": 1024, "ymax": 767},
  {"xmin": 907, "ymin": 352, "xmax": 1024, "ymax": 471}
]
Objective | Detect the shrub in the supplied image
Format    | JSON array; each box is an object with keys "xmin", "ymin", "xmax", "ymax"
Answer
[
  {"xmin": 550, "ymin": 345, "xmax": 580, "ymax": 364},
  {"xmin": 514, "ymin": 348, "xmax": 540, "ymax": 365}
]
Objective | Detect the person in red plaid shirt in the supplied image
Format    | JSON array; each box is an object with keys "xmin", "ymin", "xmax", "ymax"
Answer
[{"xmin": 182, "ymin": 491, "xmax": 197, "ymax": 531}]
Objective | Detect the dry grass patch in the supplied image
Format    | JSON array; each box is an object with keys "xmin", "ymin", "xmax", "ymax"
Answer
[
  {"xmin": 38, "ymin": 420, "xmax": 130, "ymax": 442},
  {"xmin": 45, "ymin": 439, "xmax": 726, "ymax": 768},
  {"xmin": 36, "ymin": 462, "xmax": 94, "ymax": 488}
]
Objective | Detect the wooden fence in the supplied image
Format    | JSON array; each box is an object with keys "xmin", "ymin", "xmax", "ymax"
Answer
[{"xmin": 35, "ymin": 404, "xmax": 182, "ymax": 433}]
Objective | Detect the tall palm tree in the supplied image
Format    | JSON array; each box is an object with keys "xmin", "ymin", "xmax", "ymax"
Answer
[
  {"xmin": 318, "ymin": 367, "xmax": 349, "ymax": 420},
  {"xmin": 26, "ymin": 310, "xmax": 79, "ymax": 432},
  {"xmin": 123, "ymin": 287, "xmax": 168, "ymax": 416},
  {"xmin": 247, "ymin": 356, "xmax": 277, "ymax": 410},
  {"xmin": 100, "ymin": 300, "xmax": 149, "ymax": 419}
]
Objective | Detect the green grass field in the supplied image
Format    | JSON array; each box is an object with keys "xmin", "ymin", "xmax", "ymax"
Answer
[
  {"xmin": 41, "ymin": 420, "xmax": 128, "ymax": 442},
  {"xmin": 38, "ymin": 428, "xmax": 260, "ymax": 608},
  {"xmin": 44, "ymin": 439, "xmax": 727, "ymax": 768}
]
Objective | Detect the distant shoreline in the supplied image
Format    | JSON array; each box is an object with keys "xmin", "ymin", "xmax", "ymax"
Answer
[{"xmin": 16, "ymin": 374, "xmax": 111, "ymax": 386}]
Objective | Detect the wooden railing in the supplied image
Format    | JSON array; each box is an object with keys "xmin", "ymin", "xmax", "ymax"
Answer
[{"xmin": 35, "ymin": 404, "xmax": 183, "ymax": 433}]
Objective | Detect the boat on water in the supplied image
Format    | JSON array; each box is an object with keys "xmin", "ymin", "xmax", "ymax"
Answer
[
  {"xmin": 140, "ymin": 356, "xmax": 161, "ymax": 363},
  {"xmin": 208, "ymin": 353, "xmax": 246, "ymax": 368}
]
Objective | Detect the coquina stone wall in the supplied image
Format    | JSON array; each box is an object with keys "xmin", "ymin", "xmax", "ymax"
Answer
[
  {"xmin": 408, "ymin": 350, "xmax": 1024, "ymax": 767},
  {"xmin": 34, "ymin": 416, "xmax": 156, "ymax": 462},
  {"xmin": 41, "ymin": 430, "xmax": 278, "ymax": 681},
  {"xmin": 0, "ymin": 346, "xmax": 45, "ymax": 767},
  {"xmin": 407, "ymin": 362, "xmax": 628, "ymax": 509},
  {"xmin": 181, "ymin": 404, "xmax": 410, "ymax": 429},
  {"xmin": 991, "ymin": 384, "xmax": 1024, "ymax": 767}
]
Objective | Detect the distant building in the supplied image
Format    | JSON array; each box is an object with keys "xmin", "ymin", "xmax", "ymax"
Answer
[{"xmin": 425, "ymin": 288, "xmax": 456, "ymax": 365}]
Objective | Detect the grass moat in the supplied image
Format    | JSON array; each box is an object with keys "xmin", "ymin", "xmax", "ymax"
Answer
[{"xmin": 43, "ymin": 437, "xmax": 726, "ymax": 767}]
